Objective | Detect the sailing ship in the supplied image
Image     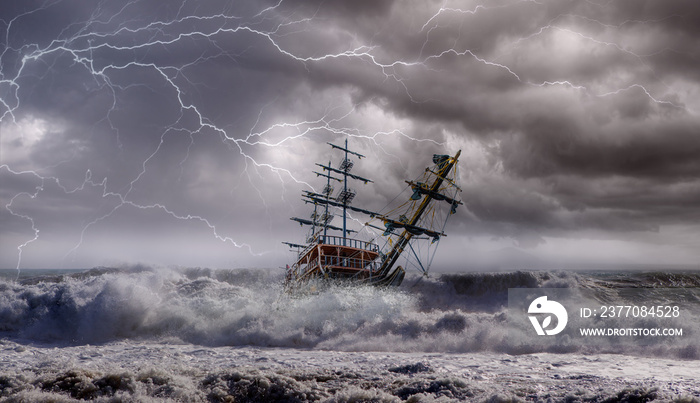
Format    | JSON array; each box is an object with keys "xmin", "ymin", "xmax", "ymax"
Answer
[{"xmin": 283, "ymin": 140, "xmax": 461, "ymax": 292}]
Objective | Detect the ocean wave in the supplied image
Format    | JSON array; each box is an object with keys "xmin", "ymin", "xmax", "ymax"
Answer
[{"xmin": 1, "ymin": 266, "xmax": 699, "ymax": 358}]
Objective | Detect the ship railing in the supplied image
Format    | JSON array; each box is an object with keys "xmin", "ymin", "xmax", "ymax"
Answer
[
  {"xmin": 298, "ymin": 242, "xmax": 317, "ymax": 261},
  {"xmin": 319, "ymin": 255, "xmax": 378, "ymax": 270},
  {"xmin": 295, "ymin": 235, "xmax": 379, "ymax": 264},
  {"xmin": 317, "ymin": 235, "xmax": 379, "ymax": 253}
]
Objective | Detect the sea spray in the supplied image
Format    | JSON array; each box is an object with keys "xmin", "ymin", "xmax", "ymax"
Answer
[{"xmin": 0, "ymin": 266, "xmax": 699, "ymax": 357}]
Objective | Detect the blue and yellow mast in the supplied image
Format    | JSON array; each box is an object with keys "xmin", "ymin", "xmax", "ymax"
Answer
[{"xmin": 374, "ymin": 151, "xmax": 461, "ymax": 279}]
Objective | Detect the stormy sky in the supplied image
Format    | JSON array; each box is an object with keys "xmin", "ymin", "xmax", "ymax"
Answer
[{"xmin": 1, "ymin": 0, "xmax": 699, "ymax": 271}]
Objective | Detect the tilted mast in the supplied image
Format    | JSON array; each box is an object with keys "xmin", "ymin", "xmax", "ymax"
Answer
[{"xmin": 374, "ymin": 151, "xmax": 461, "ymax": 277}]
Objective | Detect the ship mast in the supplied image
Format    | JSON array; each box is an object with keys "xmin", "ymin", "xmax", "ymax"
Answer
[
  {"xmin": 289, "ymin": 140, "xmax": 372, "ymax": 246},
  {"xmin": 342, "ymin": 139, "xmax": 349, "ymax": 243},
  {"xmin": 319, "ymin": 139, "xmax": 372, "ymax": 245},
  {"xmin": 375, "ymin": 150, "xmax": 461, "ymax": 277}
]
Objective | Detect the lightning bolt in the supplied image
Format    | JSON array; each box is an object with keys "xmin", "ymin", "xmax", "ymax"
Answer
[
  {"xmin": 418, "ymin": 2, "xmax": 690, "ymax": 109},
  {"xmin": 1, "ymin": 0, "xmax": 694, "ymax": 272}
]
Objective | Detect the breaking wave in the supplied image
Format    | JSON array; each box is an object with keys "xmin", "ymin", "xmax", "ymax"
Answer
[{"xmin": 1, "ymin": 266, "xmax": 699, "ymax": 358}]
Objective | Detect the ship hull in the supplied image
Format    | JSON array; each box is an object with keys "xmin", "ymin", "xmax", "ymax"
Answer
[
  {"xmin": 284, "ymin": 237, "xmax": 405, "ymax": 292},
  {"xmin": 284, "ymin": 266, "xmax": 405, "ymax": 295}
]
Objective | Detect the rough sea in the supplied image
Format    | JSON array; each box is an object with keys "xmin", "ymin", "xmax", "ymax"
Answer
[{"xmin": 1, "ymin": 266, "xmax": 699, "ymax": 402}]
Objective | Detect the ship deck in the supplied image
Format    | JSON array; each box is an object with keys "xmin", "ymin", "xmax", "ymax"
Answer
[{"xmin": 293, "ymin": 235, "xmax": 380, "ymax": 274}]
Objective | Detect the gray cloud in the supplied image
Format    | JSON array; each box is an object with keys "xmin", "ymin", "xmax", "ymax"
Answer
[{"xmin": 1, "ymin": 0, "xmax": 699, "ymax": 269}]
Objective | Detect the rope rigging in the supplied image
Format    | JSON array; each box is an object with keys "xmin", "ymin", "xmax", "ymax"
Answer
[{"xmin": 283, "ymin": 142, "xmax": 462, "ymax": 290}]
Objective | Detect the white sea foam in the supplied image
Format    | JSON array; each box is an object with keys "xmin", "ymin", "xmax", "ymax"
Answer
[
  {"xmin": 1, "ymin": 266, "xmax": 699, "ymax": 357},
  {"xmin": 2, "ymin": 266, "xmax": 700, "ymax": 401},
  {"xmin": 1, "ymin": 340, "xmax": 699, "ymax": 402}
]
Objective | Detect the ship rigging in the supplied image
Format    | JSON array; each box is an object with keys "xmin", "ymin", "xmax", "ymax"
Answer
[{"xmin": 283, "ymin": 140, "xmax": 461, "ymax": 291}]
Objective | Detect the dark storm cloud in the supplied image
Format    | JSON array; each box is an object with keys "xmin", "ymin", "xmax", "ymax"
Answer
[
  {"xmin": 279, "ymin": 1, "xmax": 700, "ymax": 241},
  {"xmin": 1, "ymin": 0, "xmax": 699, "ymax": 268}
]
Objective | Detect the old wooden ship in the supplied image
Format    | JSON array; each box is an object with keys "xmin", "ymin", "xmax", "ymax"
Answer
[{"xmin": 283, "ymin": 140, "xmax": 461, "ymax": 292}]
